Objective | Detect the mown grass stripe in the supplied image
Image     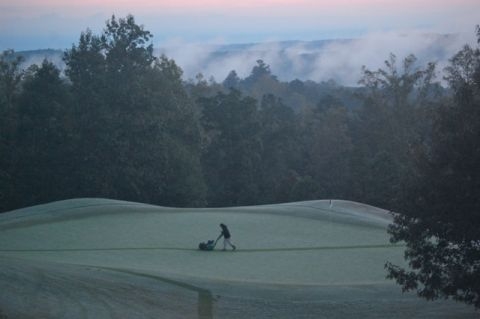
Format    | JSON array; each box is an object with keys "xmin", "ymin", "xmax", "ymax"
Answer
[{"xmin": 0, "ymin": 243, "xmax": 404, "ymax": 253}]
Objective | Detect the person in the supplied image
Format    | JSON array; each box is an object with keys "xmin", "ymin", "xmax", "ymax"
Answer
[{"xmin": 217, "ymin": 223, "xmax": 236, "ymax": 251}]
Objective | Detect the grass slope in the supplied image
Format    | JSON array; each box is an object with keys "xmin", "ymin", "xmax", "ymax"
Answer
[
  {"xmin": 0, "ymin": 198, "xmax": 399, "ymax": 285},
  {"xmin": 0, "ymin": 198, "xmax": 477, "ymax": 318}
]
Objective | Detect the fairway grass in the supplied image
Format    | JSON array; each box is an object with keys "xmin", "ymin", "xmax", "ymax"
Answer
[{"xmin": 0, "ymin": 198, "xmax": 477, "ymax": 318}]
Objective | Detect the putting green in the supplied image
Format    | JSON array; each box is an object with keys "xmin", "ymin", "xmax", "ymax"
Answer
[{"xmin": 0, "ymin": 198, "xmax": 403, "ymax": 285}]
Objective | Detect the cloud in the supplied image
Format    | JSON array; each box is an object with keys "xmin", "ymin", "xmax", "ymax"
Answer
[
  {"xmin": 11, "ymin": 29, "xmax": 479, "ymax": 88},
  {"xmin": 306, "ymin": 31, "xmax": 477, "ymax": 85},
  {"xmin": 159, "ymin": 30, "xmax": 478, "ymax": 86}
]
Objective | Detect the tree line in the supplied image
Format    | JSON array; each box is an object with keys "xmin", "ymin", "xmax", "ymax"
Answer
[
  {"xmin": 0, "ymin": 16, "xmax": 479, "ymax": 307},
  {"xmin": 0, "ymin": 16, "xmax": 446, "ymax": 212}
]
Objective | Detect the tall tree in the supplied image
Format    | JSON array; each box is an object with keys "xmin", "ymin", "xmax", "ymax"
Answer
[
  {"xmin": 0, "ymin": 50, "xmax": 24, "ymax": 211},
  {"xmin": 386, "ymin": 29, "xmax": 480, "ymax": 309},
  {"xmin": 64, "ymin": 28, "xmax": 112, "ymax": 197},
  {"xmin": 241, "ymin": 60, "xmax": 284, "ymax": 102},
  {"xmin": 257, "ymin": 94, "xmax": 300, "ymax": 203},
  {"xmin": 200, "ymin": 90, "xmax": 262, "ymax": 206},
  {"xmin": 300, "ymin": 95, "xmax": 353, "ymax": 200},
  {"xmin": 13, "ymin": 60, "xmax": 73, "ymax": 207},
  {"xmin": 64, "ymin": 15, "xmax": 205, "ymax": 206},
  {"xmin": 222, "ymin": 70, "xmax": 240, "ymax": 90},
  {"xmin": 351, "ymin": 53, "xmax": 439, "ymax": 209}
]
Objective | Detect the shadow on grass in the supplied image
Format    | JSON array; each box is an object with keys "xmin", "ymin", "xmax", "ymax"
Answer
[{"xmin": 103, "ymin": 267, "xmax": 214, "ymax": 319}]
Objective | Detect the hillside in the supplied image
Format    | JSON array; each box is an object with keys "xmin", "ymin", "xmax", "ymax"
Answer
[{"xmin": 0, "ymin": 199, "xmax": 476, "ymax": 318}]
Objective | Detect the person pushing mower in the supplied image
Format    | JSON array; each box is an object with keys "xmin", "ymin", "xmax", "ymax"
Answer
[{"xmin": 217, "ymin": 223, "xmax": 236, "ymax": 251}]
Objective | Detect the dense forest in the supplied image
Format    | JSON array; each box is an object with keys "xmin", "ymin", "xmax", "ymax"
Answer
[
  {"xmin": 1, "ymin": 15, "xmax": 480, "ymax": 307},
  {"xmin": 0, "ymin": 15, "xmax": 475, "ymax": 213},
  {"xmin": 0, "ymin": 15, "xmax": 472, "ymax": 212}
]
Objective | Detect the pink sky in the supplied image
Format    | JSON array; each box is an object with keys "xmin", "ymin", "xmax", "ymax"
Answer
[
  {"xmin": 8, "ymin": 0, "xmax": 479, "ymax": 6},
  {"xmin": 6, "ymin": 0, "xmax": 480, "ymax": 12},
  {"xmin": 1, "ymin": 0, "xmax": 479, "ymax": 50}
]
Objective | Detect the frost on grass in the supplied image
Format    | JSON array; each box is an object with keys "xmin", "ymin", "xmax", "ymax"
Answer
[
  {"xmin": 1, "ymin": 199, "xmax": 477, "ymax": 319},
  {"xmin": 0, "ymin": 198, "xmax": 401, "ymax": 285}
]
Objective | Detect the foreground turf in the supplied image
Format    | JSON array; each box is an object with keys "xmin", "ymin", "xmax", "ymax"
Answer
[{"xmin": 0, "ymin": 198, "xmax": 477, "ymax": 318}]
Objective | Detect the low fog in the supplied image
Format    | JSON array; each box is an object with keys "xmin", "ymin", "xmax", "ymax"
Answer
[
  {"xmin": 159, "ymin": 31, "xmax": 477, "ymax": 85},
  {"xmin": 17, "ymin": 31, "xmax": 477, "ymax": 86}
]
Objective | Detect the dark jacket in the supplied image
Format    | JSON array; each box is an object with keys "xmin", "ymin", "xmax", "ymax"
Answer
[{"xmin": 220, "ymin": 225, "xmax": 231, "ymax": 239}]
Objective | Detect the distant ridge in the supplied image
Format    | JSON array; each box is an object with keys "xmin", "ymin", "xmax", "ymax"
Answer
[{"xmin": 13, "ymin": 33, "xmax": 475, "ymax": 84}]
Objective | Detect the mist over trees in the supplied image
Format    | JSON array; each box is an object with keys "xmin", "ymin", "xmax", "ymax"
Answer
[
  {"xmin": 0, "ymin": 15, "xmax": 479, "ymax": 308},
  {"xmin": 0, "ymin": 14, "xmax": 467, "ymax": 211}
]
